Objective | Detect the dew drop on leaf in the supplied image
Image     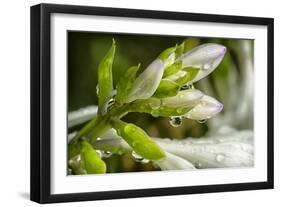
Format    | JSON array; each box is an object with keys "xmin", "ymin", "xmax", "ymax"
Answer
[
  {"xmin": 216, "ymin": 154, "xmax": 225, "ymax": 163},
  {"xmin": 131, "ymin": 151, "xmax": 150, "ymax": 164},
  {"xmin": 96, "ymin": 84, "xmax": 99, "ymax": 95},
  {"xmin": 180, "ymin": 84, "xmax": 193, "ymax": 90},
  {"xmin": 197, "ymin": 119, "xmax": 207, "ymax": 124},
  {"xmin": 169, "ymin": 116, "xmax": 182, "ymax": 127},
  {"xmin": 132, "ymin": 151, "xmax": 142, "ymax": 160},
  {"xmin": 203, "ymin": 63, "xmax": 212, "ymax": 70},
  {"xmin": 102, "ymin": 151, "xmax": 113, "ymax": 158}
]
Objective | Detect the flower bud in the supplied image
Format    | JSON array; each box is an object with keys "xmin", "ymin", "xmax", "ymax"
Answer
[
  {"xmin": 161, "ymin": 89, "xmax": 204, "ymax": 108},
  {"xmin": 184, "ymin": 95, "xmax": 223, "ymax": 120},
  {"xmin": 112, "ymin": 120, "xmax": 166, "ymax": 160},
  {"xmin": 179, "ymin": 43, "xmax": 226, "ymax": 83},
  {"xmin": 126, "ymin": 59, "xmax": 164, "ymax": 103}
]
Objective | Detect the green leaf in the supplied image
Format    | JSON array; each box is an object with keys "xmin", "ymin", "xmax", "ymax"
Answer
[
  {"xmin": 175, "ymin": 42, "xmax": 185, "ymax": 58},
  {"xmin": 176, "ymin": 67, "xmax": 200, "ymax": 85},
  {"xmin": 158, "ymin": 46, "xmax": 176, "ymax": 61},
  {"xmin": 115, "ymin": 64, "xmax": 140, "ymax": 105},
  {"xmin": 112, "ymin": 120, "xmax": 166, "ymax": 160},
  {"xmin": 153, "ymin": 79, "xmax": 180, "ymax": 98},
  {"xmin": 163, "ymin": 61, "xmax": 182, "ymax": 77},
  {"xmin": 183, "ymin": 38, "xmax": 200, "ymax": 53},
  {"xmin": 80, "ymin": 141, "xmax": 107, "ymax": 174},
  {"xmin": 98, "ymin": 39, "xmax": 116, "ymax": 114}
]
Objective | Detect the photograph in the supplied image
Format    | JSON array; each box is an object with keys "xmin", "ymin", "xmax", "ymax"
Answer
[{"xmin": 67, "ymin": 32, "xmax": 254, "ymax": 175}]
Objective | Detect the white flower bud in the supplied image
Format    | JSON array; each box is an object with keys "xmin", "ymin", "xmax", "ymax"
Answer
[
  {"xmin": 161, "ymin": 89, "xmax": 204, "ymax": 108},
  {"xmin": 184, "ymin": 95, "xmax": 223, "ymax": 120},
  {"xmin": 126, "ymin": 59, "xmax": 164, "ymax": 103},
  {"xmin": 179, "ymin": 43, "xmax": 226, "ymax": 83}
]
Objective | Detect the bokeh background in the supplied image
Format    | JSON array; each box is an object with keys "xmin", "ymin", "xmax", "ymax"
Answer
[{"xmin": 68, "ymin": 31, "xmax": 254, "ymax": 173}]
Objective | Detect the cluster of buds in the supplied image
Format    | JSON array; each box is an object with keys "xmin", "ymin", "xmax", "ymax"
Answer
[
  {"xmin": 68, "ymin": 39, "xmax": 227, "ymax": 174},
  {"xmin": 125, "ymin": 42, "xmax": 226, "ymax": 122}
]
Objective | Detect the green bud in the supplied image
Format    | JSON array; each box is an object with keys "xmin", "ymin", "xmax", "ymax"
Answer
[
  {"xmin": 112, "ymin": 120, "xmax": 166, "ymax": 160},
  {"xmin": 80, "ymin": 141, "xmax": 107, "ymax": 174}
]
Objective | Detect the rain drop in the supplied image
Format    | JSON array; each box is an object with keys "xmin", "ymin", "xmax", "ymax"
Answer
[
  {"xmin": 169, "ymin": 116, "xmax": 182, "ymax": 127},
  {"xmin": 140, "ymin": 159, "xmax": 150, "ymax": 164},
  {"xmin": 180, "ymin": 84, "xmax": 193, "ymax": 90},
  {"xmin": 197, "ymin": 119, "xmax": 207, "ymax": 124},
  {"xmin": 104, "ymin": 98, "xmax": 115, "ymax": 113},
  {"xmin": 216, "ymin": 154, "xmax": 225, "ymax": 163},
  {"xmin": 95, "ymin": 150, "xmax": 103, "ymax": 158},
  {"xmin": 132, "ymin": 151, "xmax": 142, "ymax": 159},
  {"xmin": 196, "ymin": 163, "xmax": 202, "ymax": 168},
  {"xmin": 151, "ymin": 110, "xmax": 159, "ymax": 117},
  {"xmin": 102, "ymin": 151, "xmax": 113, "ymax": 158},
  {"xmin": 149, "ymin": 100, "xmax": 161, "ymax": 110},
  {"xmin": 96, "ymin": 84, "xmax": 99, "ymax": 95},
  {"xmin": 203, "ymin": 63, "xmax": 212, "ymax": 70},
  {"xmin": 132, "ymin": 151, "xmax": 150, "ymax": 164},
  {"xmin": 176, "ymin": 108, "xmax": 184, "ymax": 114}
]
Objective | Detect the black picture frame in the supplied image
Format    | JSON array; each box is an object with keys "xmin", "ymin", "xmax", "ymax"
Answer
[{"xmin": 30, "ymin": 3, "xmax": 274, "ymax": 204}]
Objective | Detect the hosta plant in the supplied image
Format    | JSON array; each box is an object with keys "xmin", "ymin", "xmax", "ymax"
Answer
[{"xmin": 68, "ymin": 39, "xmax": 227, "ymax": 174}]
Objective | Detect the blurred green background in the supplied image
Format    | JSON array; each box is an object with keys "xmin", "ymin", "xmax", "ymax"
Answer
[{"xmin": 68, "ymin": 31, "xmax": 254, "ymax": 173}]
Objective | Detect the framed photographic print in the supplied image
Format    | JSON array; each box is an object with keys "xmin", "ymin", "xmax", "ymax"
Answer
[{"xmin": 30, "ymin": 3, "xmax": 274, "ymax": 203}]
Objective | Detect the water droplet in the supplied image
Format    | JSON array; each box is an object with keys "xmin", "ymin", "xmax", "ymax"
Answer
[
  {"xmin": 151, "ymin": 110, "xmax": 159, "ymax": 117},
  {"xmin": 68, "ymin": 168, "xmax": 73, "ymax": 174},
  {"xmin": 169, "ymin": 116, "xmax": 182, "ymax": 127},
  {"xmin": 203, "ymin": 63, "xmax": 212, "ymax": 70},
  {"xmin": 149, "ymin": 100, "xmax": 161, "ymax": 110},
  {"xmin": 216, "ymin": 154, "xmax": 225, "ymax": 163},
  {"xmin": 196, "ymin": 163, "xmax": 202, "ymax": 168},
  {"xmin": 102, "ymin": 151, "xmax": 112, "ymax": 158},
  {"xmin": 103, "ymin": 98, "xmax": 115, "ymax": 114},
  {"xmin": 95, "ymin": 150, "xmax": 103, "ymax": 158},
  {"xmin": 96, "ymin": 84, "xmax": 99, "ymax": 95},
  {"xmin": 180, "ymin": 84, "xmax": 193, "ymax": 90},
  {"xmin": 197, "ymin": 119, "xmax": 207, "ymax": 124},
  {"xmin": 132, "ymin": 151, "xmax": 142, "ymax": 159},
  {"xmin": 131, "ymin": 141, "xmax": 138, "ymax": 147},
  {"xmin": 131, "ymin": 151, "xmax": 150, "ymax": 164},
  {"xmin": 140, "ymin": 158, "xmax": 150, "ymax": 164},
  {"xmin": 176, "ymin": 108, "xmax": 184, "ymax": 114}
]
